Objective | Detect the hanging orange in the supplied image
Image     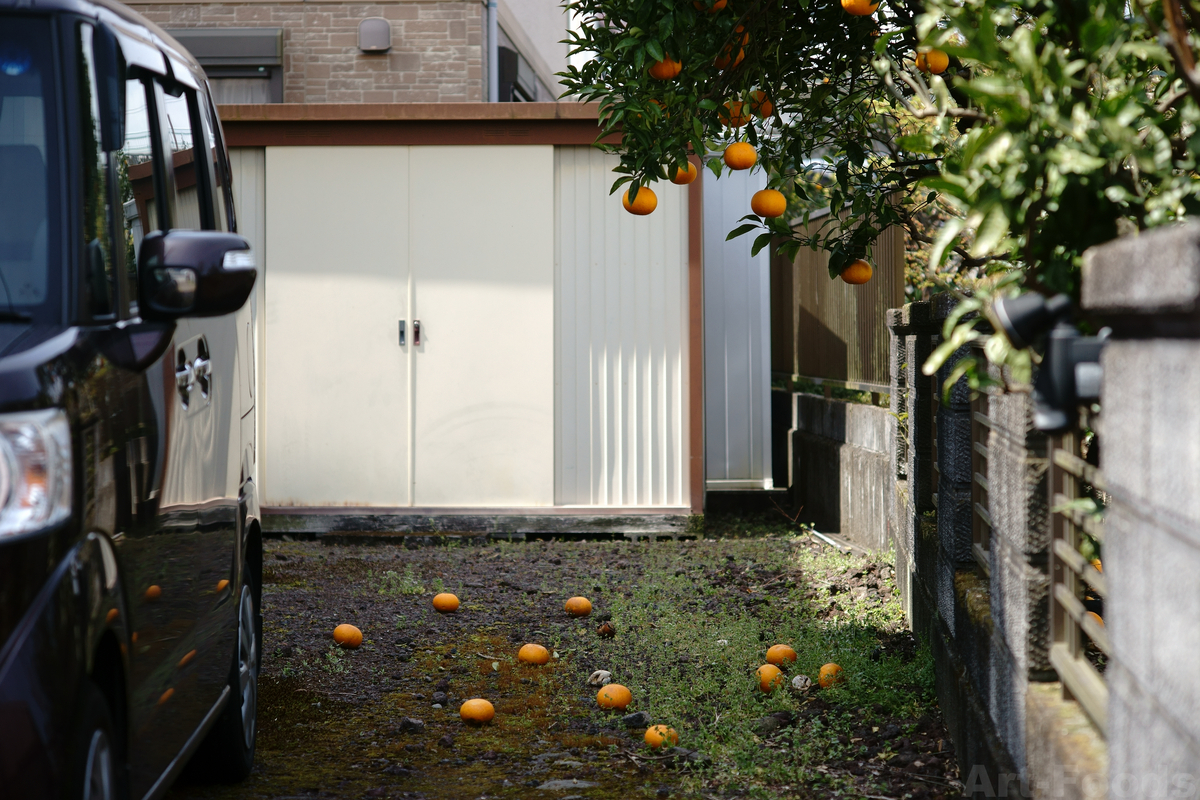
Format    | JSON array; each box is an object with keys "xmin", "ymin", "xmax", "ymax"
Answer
[
  {"xmin": 818, "ymin": 663, "xmax": 845, "ymax": 688},
  {"xmin": 644, "ymin": 725, "xmax": 679, "ymax": 748},
  {"xmin": 597, "ymin": 683, "xmax": 633, "ymax": 710},
  {"xmin": 840, "ymin": 259, "xmax": 873, "ymax": 284},
  {"xmin": 757, "ymin": 664, "xmax": 783, "ymax": 692},
  {"xmin": 460, "ymin": 698, "xmax": 496, "ymax": 724},
  {"xmin": 518, "ymin": 643, "xmax": 550, "ymax": 665},
  {"xmin": 750, "ymin": 90, "xmax": 774, "ymax": 118},
  {"xmin": 432, "ymin": 593, "xmax": 460, "ymax": 612},
  {"xmin": 841, "ymin": 0, "xmax": 879, "ymax": 15},
  {"xmin": 671, "ymin": 162, "xmax": 698, "ymax": 185},
  {"xmin": 751, "ymin": 189, "xmax": 787, "ymax": 218},
  {"xmin": 719, "ymin": 101, "xmax": 751, "ymax": 127},
  {"xmin": 723, "ymin": 142, "xmax": 757, "ymax": 170},
  {"xmin": 649, "ymin": 57, "xmax": 682, "ymax": 80},
  {"xmin": 765, "ymin": 643, "xmax": 798, "ymax": 665},
  {"xmin": 622, "ymin": 188, "xmax": 658, "ymax": 216},
  {"xmin": 915, "ymin": 49, "xmax": 949, "ymax": 74},
  {"xmin": 333, "ymin": 623, "xmax": 363, "ymax": 649}
]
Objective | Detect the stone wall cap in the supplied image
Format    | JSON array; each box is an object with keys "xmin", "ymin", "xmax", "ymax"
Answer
[
  {"xmin": 1081, "ymin": 221, "xmax": 1200, "ymax": 314},
  {"xmin": 216, "ymin": 101, "xmax": 600, "ymax": 123}
]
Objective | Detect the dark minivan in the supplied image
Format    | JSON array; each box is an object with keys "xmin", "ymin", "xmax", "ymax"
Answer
[{"xmin": 0, "ymin": 0, "xmax": 262, "ymax": 797}]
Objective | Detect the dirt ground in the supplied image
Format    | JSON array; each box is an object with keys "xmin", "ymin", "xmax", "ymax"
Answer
[{"xmin": 168, "ymin": 524, "xmax": 964, "ymax": 800}]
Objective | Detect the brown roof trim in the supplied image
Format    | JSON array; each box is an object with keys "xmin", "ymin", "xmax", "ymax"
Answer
[{"xmin": 217, "ymin": 102, "xmax": 616, "ymax": 147}]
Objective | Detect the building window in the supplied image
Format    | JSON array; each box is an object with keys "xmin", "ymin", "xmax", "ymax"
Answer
[{"xmin": 164, "ymin": 28, "xmax": 283, "ymax": 104}]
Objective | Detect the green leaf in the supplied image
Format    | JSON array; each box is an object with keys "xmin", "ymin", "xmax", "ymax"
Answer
[
  {"xmin": 750, "ymin": 232, "xmax": 773, "ymax": 257},
  {"xmin": 727, "ymin": 223, "xmax": 759, "ymax": 240},
  {"xmin": 645, "ymin": 39, "xmax": 665, "ymax": 63}
]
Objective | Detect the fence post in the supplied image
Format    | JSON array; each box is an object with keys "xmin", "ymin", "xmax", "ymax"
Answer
[{"xmin": 1081, "ymin": 222, "xmax": 1200, "ymax": 794}]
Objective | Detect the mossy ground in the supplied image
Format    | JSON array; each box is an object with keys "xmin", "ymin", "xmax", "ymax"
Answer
[{"xmin": 168, "ymin": 520, "xmax": 961, "ymax": 799}]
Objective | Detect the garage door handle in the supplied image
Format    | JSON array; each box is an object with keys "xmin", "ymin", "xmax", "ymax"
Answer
[{"xmin": 413, "ymin": 320, "xmax": 420, "ymax": 346}]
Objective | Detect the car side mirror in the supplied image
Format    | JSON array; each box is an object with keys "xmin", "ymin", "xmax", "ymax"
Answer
[
  {"xmin": 138, "ymin": 231, "xmax": 257, "ymax": 319},
  {"xmin": 93, "ymin": 24, "xmax": 125, "ymax": 152}
]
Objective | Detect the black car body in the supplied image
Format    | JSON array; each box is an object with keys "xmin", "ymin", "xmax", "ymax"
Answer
[{"xmin": 0, "ymin": 1, "xmax": 261, "ymax": 797}]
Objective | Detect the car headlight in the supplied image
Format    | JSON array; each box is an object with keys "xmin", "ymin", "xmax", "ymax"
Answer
[{"xmin": 0, "ymin": 409, "xmax": 72, "ymax": 538}]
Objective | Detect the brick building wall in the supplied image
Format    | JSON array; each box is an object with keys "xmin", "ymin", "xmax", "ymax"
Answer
[{"xmin": 130, "ymin": 1, "xmax": 484, "ymax": 103}]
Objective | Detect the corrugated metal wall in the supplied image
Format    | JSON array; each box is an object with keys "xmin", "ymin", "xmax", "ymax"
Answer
[
  {"xmin": 773, "ymin": 212, "xmax": 904, "ymax": 389},
  {"xmin": 554, "ymin": 146, "xmax": 690, "ymax": 507},
  {"xmin": 703, "ymin": 167, "xmax": 773, "ymax": 490}
]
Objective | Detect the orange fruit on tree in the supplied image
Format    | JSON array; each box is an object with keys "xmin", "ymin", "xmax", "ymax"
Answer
[
  {"xmin": 216, "ymin": 579, "xmax": 229, "ymax": 593},
  {"xmin": 915, "ymin": 49, "xmax": 949, "ymax": 74},
  {"xmin": 460, "ymin": 698, "xmax": 496, "ymax": 725},
  {"xmin": 597, "ymin": 683, "xmax": 633, "ymax": 710},
  {"xmin": 432, "ymin": 592, "xmax": 460, "ymax": 612},
  {"xmin": 841, "ymin": 0, "xmax": 879, "ymax": 15},
  {"xmin": 671, "ymin": 162, "xmax": 698, "ymax": 185},
  {"xmin": 1086, "ymin": 611, "xmax": 1105, "ymax": 629},
  {"xmin": 649, "ymin": 57, "xmax": 682, "ymax": 80},
  {"xmin": 693, "ymin": 0, "xmax": 726, "ymax": 10},
  {"xmin": 724, "ymin": 142, "xmax": 757, "ymax": 170},
  {"xmin": 840, "ymin": 259, "xmax": 873, "ymax": 284},
  {"xmin": 644, "ymin": 725, "xmax": 679, "ymax": 748},
  {"xmin": 565, "ymin": 596, "xmax": 594, "ymax": 616},
  {"xmin": 719, "ymin": 101, "xmax": 751, "ymax": 127},
  {"xmin": 144, "ymin": 585, "xmax": 161, "ymax": 601},
  {"xmin": 714, "ymin": 28, "xmax": 747, "ymax": 69},
  {"xmin": 1090, "ymin": 558, "xmax": 1103, "ymax": 574},
  {"xmin": 765, "ymin": 643, "xmax": 798, "ymax": 665},
  {"xmin": 105, "ymin": 608, "xmax": 119, "ymax": 624},
  {"xmin": 333, "ymin": 623, "xmax": 363, "ymax": 649},
  {"xmin": 518, "ymin": 643, "xmax": 551, "ymax": 665},
  {"xmin": 622, "ymin": 187, "xmax": 658, "ymax": 216},
  {"xmin": 757, "ymin": 664, "xmax": 784, "ymax": 692},
  {"xmin": 750, "ymin": 90, "xmax": 774, "ymax": 118},
  {"xmin": 818, "ymin": 663, "xmax": 845, "ymax": 688},
  {"xmin": 751, "ymin": 189, "xmax": 787, "ymax": 218}
]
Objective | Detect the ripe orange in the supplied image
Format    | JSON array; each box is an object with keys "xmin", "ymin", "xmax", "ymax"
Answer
[
  {"xmin": 622, "ymin": 188, "xmax": 658, "ymax": 215},
  {"xmin": 215, "ymin": 579, "xmax": 229, "ymax": 593},
  {"xmin": 460, "ymin": 698, "xmax": 496, "ymax": 724},
  {"xmin": 158, "ymin": 688, "xmax": 174, "ymax": 705},
  {"xmin": 719, "ymin": 101, "xmax": 751, "ymax": 127},
  {"xmin": 840, "ymin": 259, "xmax": 873, "ymax": 284},
  {"xmin": 1090, "ymin": 558, "xmax": 1103, "ymax": 574},
  {"xmin": 177, "ymin": 650, "xmax": 196, "ymax": 668},
  {"xmin": 671, "ymin": 162, "xmax": 698, "ymax": 185},
  {"xmin": 144, "ymin": 585, "xmax": 161, "ymax": 601},
  {"xmin": 1086, "ymin": 611, "xmax": 1105, "ymax": 629},
  {"xmin": 841, "ymin": 0, "xmax": 879, "ymax": 15},
  {"xmin": 644, "ymin": 725, "xmax": 679, "ymax": 748},
  {"xmin": 757, "ymin": 664, "xmax": 784, "ymax": 692},
  {"xmin": 915, "ymin": 49, "xmax": 949, "ymax": 74},
  {"xmin": 818, "ymin": 663, "xmax": 845, "ymax": 688},
  {"xmin": 724, "ymin": 142, "xmax": 757, "ymax": 170},
  {"xmin": 751, "ymin": 189, "xmax": 787, "ymax": 218},
  {"xmin": 715, "ymin": 28, "xmax": 748, "ymax": 69},
  {"xmin": 597, "ymin": 683, "xmax": 633, "ymax": 710},
  {"xmin": 750, "ymin": 90, "xmax": 774, "ymax": 118},
  {"xmin": 565, "ymin": 596, "xmax": 594, "ymax": 616},
  {"xmin": 333, "ymin": 623, "xmax": 363, "ymax": 648},
  {"xmin": 105, "ymin": 608, "xmax": 119, "ymax": 625},
  {"xmin": 765, "ymin": 643, "xmax": 798, "ymax": 665},
  {"xmin": 518, "ymin": 643, "xmax": 550, "ymax": 665},
  {"xmin": 432, "ymin": 592, "xmax": 460, "ymax": 612},
  {"xmin": 693, "ymin": 0, "xmax": 726, "ymax": 10},
  {"xmin": 649, "ymin": 57, "xmax": 682, "ymax": 80}
]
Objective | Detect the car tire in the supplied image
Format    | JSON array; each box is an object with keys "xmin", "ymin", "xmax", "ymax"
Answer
[
  {"xmin": 69, "ymin": 681, "xmax": 126, "ymax": 800},
  {"xmin": 185, "ymin": 572, "xmax": 259, "ymax": 782}
]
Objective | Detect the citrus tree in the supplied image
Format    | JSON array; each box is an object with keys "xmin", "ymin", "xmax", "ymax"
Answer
[{"xmin": 559, "ymin": 0, "xmax": 1200, "ymax": 381}]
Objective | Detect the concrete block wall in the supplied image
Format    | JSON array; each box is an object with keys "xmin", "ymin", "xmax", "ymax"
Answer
[
  {"xmin": 1082, "ymin": 223, "xmax": 1200, "ymax": 796},
  {"xmin": 791, "ymin": 393, "xmax": 891, "ymax": 552},
  {"xmin": 131, "ymin": 1, "xmax": 484, "ymax": 103}
]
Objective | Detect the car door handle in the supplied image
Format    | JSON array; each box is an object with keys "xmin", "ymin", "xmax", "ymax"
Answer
[
  {"xmin": 192, "ymin": 356, "xmax": 211, "ymax": 380},
  {"xmin": 413, "ymin": 320, "xmax": 420, "ymax": 346},
  {"xmin": 176, "ymin": 362, "xmax": 194, "ymax": 393}
]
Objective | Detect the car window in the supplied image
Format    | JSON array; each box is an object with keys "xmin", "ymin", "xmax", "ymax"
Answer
[
  {"xmin": 0, "ymin": 15, "xmax": 62, "ymax": 323},
  {"xmin": 160, "ymin": 88, "xmax": 210, "ymax": 230},
  {"xmin": 115, "ymin": 75, "xmax": 159, "ymax": 313},
  {"xmin": 77, "ymin": 23, "xmax": 117, "ymax": 319},
  {"xmin": 197, "ymin": 89, "xmax": 231, "ymax": 231}
]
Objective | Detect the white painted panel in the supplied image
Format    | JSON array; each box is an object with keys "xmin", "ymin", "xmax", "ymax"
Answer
[
  {"xmin": 264, "ymin": 146, "xmax": 411, "ymax": 506},
  {"xmin": 409, "ymin": 146, "xmax": 555, "ymax": 506},
  {"xmin": 703, "ymin": 166, "xmax": 772, "ymax": 489},
  {"xmin": 555, "ymin": 146, "xmax": 689, "ymax": 507},
  {"xmin": 229, "ymin": 147, "xmax": 266, "ymax": 493}
]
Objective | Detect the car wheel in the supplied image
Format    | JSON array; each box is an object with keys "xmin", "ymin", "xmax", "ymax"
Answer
[
  {"xmin": 70, "ymin": 682, "xmax": 126, "ymax": 800},
  {"xmin": 185, "ymin": 576, "xmax": 259, "ymax": 782}
]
